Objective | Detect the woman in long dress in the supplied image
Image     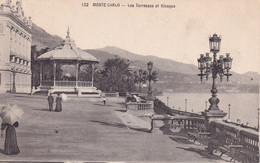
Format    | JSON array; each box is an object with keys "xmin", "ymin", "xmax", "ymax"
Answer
[
  {"xmin": 1, "ymin": 121, "xmax": 20, "ymax": 155},
  {"xmin": 55, "ymin": 93, "xmax": 62, "ymax": 112}
]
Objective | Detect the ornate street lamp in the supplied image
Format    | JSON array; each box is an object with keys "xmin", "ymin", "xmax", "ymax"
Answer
[
  {"xmin": 185, "ymin": 99, "xmax": 187, "ymax": 112},
  {"xmin": 197, "ymin": 34, "xmax": 233, "ymax": 111},
  {"xmin": 228, "ymin": 104, "xmax": 231, "ymax": 119},
  {"xmin": 143, "ymin": 61, "xmax": 158, "ymax": 100},
  {"xmin": 257, "ymin": 108, "xmax": 259, "ymax": 130},
  {"xmin": 147, "ymin": 61, "xmax": 153, "ymax": 99},
  {"xmin": 209, "ymin": 33, "xmax": 221, "ymax": 53},
  {"xmin": 9, "ymin": 65, "xmax": 16, "ymax": 93},
  {"xmin": 148, "ymin": 61, "xmax": 153, "ymax": 71}
]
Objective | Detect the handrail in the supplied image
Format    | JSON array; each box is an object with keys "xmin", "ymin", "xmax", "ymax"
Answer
[
  {"xmin": 41, "ymin": 81, "xmax": 92, "ymax": 87},
  {"xmin": 41, "ymin": 80, "xmax": 53, "ymax": 86},
  {"xmin": 210, "ymin": 121, "xmax": 259, "ymax": 161},
  {"xmin": 104, "ymin": 92, "xmax": 119, "ymax": 97},
  {"xmin": 126, "ymin": 101, "xmax": 154, "ymax": 111},
  {"xmin": 152, "ymin": 98, "xmax": 259, "ymax": 161},
  {"xmin": 55, "ymin": 81, "xmax": 76, "ymax": 87}
]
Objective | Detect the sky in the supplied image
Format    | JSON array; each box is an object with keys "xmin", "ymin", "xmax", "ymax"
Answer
[{"xmin": 10, "ymin": 0, "xmax": 260, "ymax": 74}]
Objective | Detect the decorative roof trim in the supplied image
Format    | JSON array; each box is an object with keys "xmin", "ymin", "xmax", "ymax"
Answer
[{"xmin": 1, "ymin": 12, "xmax": 32, "ymax": 34}]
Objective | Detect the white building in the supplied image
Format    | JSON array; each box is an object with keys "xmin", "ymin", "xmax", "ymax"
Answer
[{"xmin": 0, "ymin": 0, "xmax": 32, "ymax": 93}]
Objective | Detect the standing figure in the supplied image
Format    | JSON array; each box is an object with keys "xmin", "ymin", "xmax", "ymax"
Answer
[
  {"xmin": 47, "ymin": 93, "xmax": 54, "ymax": 111},
  {"xmin": 1, "ymin": 121, "xmax": 20, "ymax": 155},
  {"xmin": 102, "ymin": 96, "xmax": 107, "ymax": 105},
  {"xmin": 55, "ymin": 93, "xmax": 62, "ymax": 112}
]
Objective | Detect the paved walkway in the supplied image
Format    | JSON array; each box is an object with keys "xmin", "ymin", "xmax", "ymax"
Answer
[{"xmin": 0, "ymin": 94, "xmax": 228, "ymax": 162}]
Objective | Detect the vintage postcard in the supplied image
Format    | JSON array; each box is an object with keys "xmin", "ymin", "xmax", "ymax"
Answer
[{"xmin": 0, "ymin": 0, "xmax": 259, "ymax": 162}]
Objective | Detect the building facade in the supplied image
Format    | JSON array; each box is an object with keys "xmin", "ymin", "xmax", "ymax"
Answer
[{"xmin": 0, "ymin": 0, "xmax": 32, "ymax": 93}]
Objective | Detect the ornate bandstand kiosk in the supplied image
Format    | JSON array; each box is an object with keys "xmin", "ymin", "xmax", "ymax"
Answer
[{"xmin": 35, "ymin": 29, "xmax": 101, "ymax": 97}]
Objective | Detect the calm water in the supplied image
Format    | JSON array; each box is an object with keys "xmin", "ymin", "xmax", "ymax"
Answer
[{"xmin": 157, "ymin": 93, "xmax": 259, "ymax": 128}]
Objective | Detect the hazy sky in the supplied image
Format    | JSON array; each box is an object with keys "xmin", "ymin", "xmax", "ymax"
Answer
[{"xmin": 16, "ymin": 0, "xmax": 260, "ymax": 73}]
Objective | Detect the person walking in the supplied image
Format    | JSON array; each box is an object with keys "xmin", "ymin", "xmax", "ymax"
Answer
[
  {"xmin": 102, "ymin": 96, "xmax": 107, "ymax": 105},
  {"xmin": 1, "ymin": 121, "xmax": 20, "ymax": 155},
  {"xmin": 47, "ymin": 93, "xmax": 54, "ymax": 111},
  {"xmin": 55, "ymin": 93, "xmax": 62, "ymax": 112}
]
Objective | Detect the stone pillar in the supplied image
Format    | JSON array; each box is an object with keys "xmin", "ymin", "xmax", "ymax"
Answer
[
  {"xmin": 12, "ymin": 71, "xmax": 16, "ymax": 93},
  {"xmin": 91, "ymin": 63, "xmax": 94, "ymax": 87},
  {"xmin": 53, "ymin": 61, "xmax": 56, "ymax": 87},
  {"xmin": 75, "ymin": 61, "xmax": 79, "ymax": 87},
  {"xmin": 39, "ymin": 62, "xmax": 43, "ymax": 86},
  {"xmin": 202, "ymin": 110, "xmax": 227, "ymax": 132}
]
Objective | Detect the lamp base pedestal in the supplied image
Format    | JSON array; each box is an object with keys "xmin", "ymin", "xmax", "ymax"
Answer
[{"xmin": 202, "ymin": 109, "xmax": 227, "ymax": 131}]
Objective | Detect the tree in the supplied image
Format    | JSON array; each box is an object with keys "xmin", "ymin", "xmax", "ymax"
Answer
[
  {"xmin": 122, "ymin": 70, "xmax": 136, "ymax": 92},
  {"xmin": 96, "ymin": 57, "xmax": 135, "ymax": 93},
  {"xmin": 133, "ymin": 69, "xmax": 148, "ymax": 92}
]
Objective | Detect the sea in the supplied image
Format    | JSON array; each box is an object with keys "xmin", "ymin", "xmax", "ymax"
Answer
[{"xmin": 156, "ymin": 93, "xmax": 259, "ymax": 128}]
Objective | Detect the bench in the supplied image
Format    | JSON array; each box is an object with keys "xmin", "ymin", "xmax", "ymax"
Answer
[
  {"xmin": 239, "ymin": 149, "xmax": 259, "ymax": 163},
  {"xmin": 206, "ymin": 133, "xmax": 244, "ymax": 161},
  {"xmin": 187, "ymin": 131, "xmax": 211, "ymax": 144},
  {"xmin": 218, "ymin": 144, "xmax": 243, "ymax": 161}
]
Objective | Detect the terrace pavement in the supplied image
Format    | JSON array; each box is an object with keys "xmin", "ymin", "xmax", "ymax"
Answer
[{"xmin": 0, "ymin": 93, "xmax": 228, "ymax": 162}]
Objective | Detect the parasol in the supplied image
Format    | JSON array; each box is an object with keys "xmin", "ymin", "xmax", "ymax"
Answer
[
  {"xmin": 0, "ymin": 105, "xmax": 24, "ymax": 125},
  {"xmin": 61, "ymin": 93, "xmax": 67, "ymax": 101}
]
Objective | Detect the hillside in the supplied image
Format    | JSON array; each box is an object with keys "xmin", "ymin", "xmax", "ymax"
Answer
[
  {"xmin": 99, "ymin": 46, "xmax": 198, "ymax": 74},
  {"xmin": 85, "ymin": 48, "xmax": 259, "ymax": 85},
  {"xmin": 31, "ymin": 23, "xmax": 63, "ymax": 50}
]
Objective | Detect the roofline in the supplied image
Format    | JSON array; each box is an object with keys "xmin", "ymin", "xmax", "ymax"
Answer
[
  {"xmin": 0, "ymin": 12, "xmax": 32, "ymax": 34},
  {"xmin": 36, "ymin": 58, "xmax": 99, "ymax": 63}
]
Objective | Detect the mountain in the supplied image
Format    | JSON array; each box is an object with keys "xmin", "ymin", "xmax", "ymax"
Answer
[
  {"xmin": 84, "ymin": 48, "xmax": 259, "ymax": 93},
  {"xmin": 31, "ymin": 23, "xmax": 63, "ymax": 50},
  {"xmin": 99, "ymin": 46, "xmax": 198, "ymax": 74},
  {"xmin": 85, "ymin": 48, "xmax": 259, "ymax": 85}
]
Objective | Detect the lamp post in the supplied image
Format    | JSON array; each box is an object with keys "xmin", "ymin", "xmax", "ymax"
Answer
[
  {"xmin": 12, "ymin": 71, "xmax": 16, "ymax": 93},
  {"xmin": 185, "ymin": 99, "xmax": 187, "ymax": 112},
  {"xmin": 257, "ymin": 108, "xmax": 259, "ymax": 130},
  {"xmin": 205, "ymin": 101, "xmax": 208, "ymax": 110},
  {"xmin": 197, "ymin": 34, "xmax": 233, "ymax": 112},
  {"xmin": 167, "ymin": 96, "xmax": 169, "ymax": 106},
  {"xmin": 147, "ymin": 61, "xmax": 153, "ymax": 99},
  {"xmin": 228, "ymin": 104, "xmax": 231, "ymax": 119},
  {"xmin": 9, "ymin": 66, "xmax": 16, "ymax": 93}
]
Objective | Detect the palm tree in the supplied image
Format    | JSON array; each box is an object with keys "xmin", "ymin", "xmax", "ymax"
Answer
[
  {"xmin": 133, "ymin": 69, "xmax": 148, "ymax": 92},
  {"xmin": 102, "ymin": 57, "xmax": 131, "ymax": 92}
]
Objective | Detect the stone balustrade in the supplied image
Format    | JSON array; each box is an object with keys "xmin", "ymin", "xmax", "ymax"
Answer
[
  {"xmin": 211, "ymin": 121, "xmax": 259, "ymax": 161},
  {"xmin": 41, "ymin": 81, "xmax": 93, "ymax": 87},
  {"xmin": 126, "ymin": 101, "xmax": 154, "ymax": 111},
  {"xmin": 169, "ymin": 117, "xmax": 259, "ymax": 161},
  {"xmin": 104, "ymin": 92, "xmax": 119, "ymax": 97},
  {"xmin": 148, "ymin": 105, "xmax": 259, "ymax": 162}
]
